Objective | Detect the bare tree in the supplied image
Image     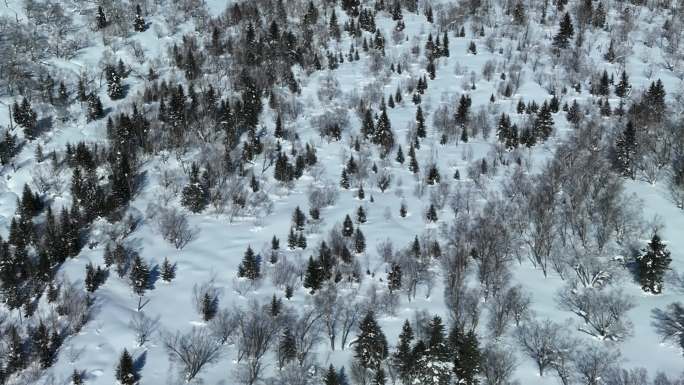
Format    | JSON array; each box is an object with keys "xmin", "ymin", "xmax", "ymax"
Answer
[
  {"xmin": 314, "ymin": 282, "xmax": 341, "ymax": 350},
  {"xmin": 651, "ymin": 302, "xmax": 684, "ymax": 354},
  {"xmin": 129, "ymin": 311, "xmax": 159, "ymax": 346},
  {"xmin": 516, "ymin": 318, "xmax": 565, "ymax": 376},
  {"xmin": 557, "ymin": 285, "xmax": 635, "ymax": 341},
  {"xmin": 235, "ymin": 301, "xmax": 280, "ymax": 385},
  {"xmin": 572, "ymin": 344, "xmax": 621, "ymax": 385},
  {"xmin": 339, "ymin": 292, "xmax": 362, "ymax": 350},
  {"xmin": 209, "ymin": 308, "xmax": 238, "ymax": 345},
  {"xmin": 163, "ymin": 327, "xmax": 223, "ymax": 382},
  {"xmin": 156, "ymin": 206, "xmax": 196, "ymax": 249},
  {"xmin": 481, "ymin": 344, "xmax": 517, "ymax": 385}
]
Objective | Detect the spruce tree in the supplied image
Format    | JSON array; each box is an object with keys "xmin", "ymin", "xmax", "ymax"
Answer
[
  {"xmin": 133, "ymin": 4, "xmax": 146, "ymax": 32},
  {"xmin": 615, "ymin": 70, "xmax": 630, "ymax": 98},
  {"xmin": 324, "ymin": 364, "xmax": 340, "ymax": 385},
  {"xmin": 614, "ymin": 120, "xmax": 637, "ymax": 179},
  {"xmin": 534, "ymin": 102, "xmax": 554, "ymax": 141},
  {"xmin": 637, "ymin": 234, "xmax": 672, "ymax": 294},
  {"xmin": 129, "ymin": 255, "xmax": 150, "ymax": 296},
  {"xmin": 278, "ymin": 327, "xmax": 297, "ymax": 368},
  {"xmin": 354, "ymin": 228, "xmax": 366, "ymax": 253},
  {"xmin": 115, "ymin": 349, "xmax": 137, "ymax": 385},
  {"xmin": 72, "ymin": 369, "xmax": 84, "ymax": 385},
  {"xmin": 553, "ymin": 12, "xmax": 574, "ymax": 48},
  {"xmin": 342, "ymin": 214, "xmax": 354, "ymax": 236},
  {"xmin": 303, "ymin": 256, "xmax": 323, "ymax": 293},
  {"xmin": 181, "ymin": 163, "xmax": 207, "ymax": 213},
  {"xmin": 426, "ymin": 204, "xmax": 438, "ymax": 222},
  {"xmin": 354, "ymin": 311, "xmax": 388, "ymax": 370},
  {"xmin": 161, "ymin": 257, "xmax": 176, "ymax": 282},
  {"xmin": 416, "ymin": 106, "xmax": 426, "ymax": 138},
  {"xmin": 237, "ymin": 246, "xmax": 260, "ymax": 280},
  {"xmin": 393, "ymin": 319, "xmax": 414, "ymax": 382}
]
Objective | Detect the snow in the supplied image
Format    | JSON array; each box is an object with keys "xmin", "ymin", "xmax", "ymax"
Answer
[{"xmin": 0, "ymin": 0, "xmax": 683, "ymax": 384}]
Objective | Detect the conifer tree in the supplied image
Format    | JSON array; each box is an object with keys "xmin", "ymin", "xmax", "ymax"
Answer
[
  {"xmin": 115, "ymin": 349, "xmax": 137, "ymax": 385},
  {"xmin": 96, "ymin": 6, "xmax": 108, "ymax": 29},
  {"xmin": 388, "ymin": 264, "xmax": 402, "ymax": 293},
  {"xmin": 354, "ymin": 311, "xmax": 388, "ymax": 370},
  {"xmin": 342, "ymin": 215, "xmax": 354, "ymax": 236},
  {"xmin": 292, "ymin": 206, "xmax": 306, "ymax": 231},
  {"xmin": 237, "ymin": 246, "xmax": 260, "ymax": 280},
  {"xmin": 130, "ymin": 255, "xmax": 150, "ymax": 296},
  {"xmin": 106, "ymin": 65, "xmax": 124, "ymax": 100},
  {"xmin": 72, "ymin": 369, "xmax": 84, "ymax": 385},
  {"xmin": 614, "ymin": 120, "xmax": 637, "ymax": 179},
  {"xmin": 324, "ymin": 364, "xmax": 340, "ymax": 385},
  {"xmin": 278, "ymin": 327, "xmax": 297, "ymax": 368},
  {"xmin": 133, "ymin": 5, "xmax": 146, "ymax": 31},
  {"xmin": 615, "ymin": 70, "xmax": 631, "ymax": 98},
  {"xmin": 201, "ymin": 292, "xmax": 217, "ymax": 321},
  {"xmin": 373, "ymin": 104, "xmax": 394, "ymax": 156},
  {"xmin": 354, "ymin": 228, "xmax": 366, "ymax": 253},
  {"xmin": 416, "ymin": 106, "xmax": 426, "ymax": 138},
  {"xmin": 356, "ymin": 206, "xmax": 367, "ymax": 223},
  {"xmin": 637, "ymin": 234, "xmax": 672, "ymax": 294},
  {"xmin": 160, "ymin": 257, "xmax": 176, "ymax": 282},
  {"xmin": 181, "ymin": 163, "xmax": 207, "ymax": 213},
  {"xmin": 426, "ymin": 204, "xmax": 438, "ymax": 222},
  {"xmin": 553, "ymin": 12, "xmax": 574, "ymax": 48},
  {"xmin": 534, "ymin": 102, "xmax": 554, "ymax": 141},
  {"xmin": 87, "ymin": 93, "xmax": 104, "ymax": 121},
  {"xmin": 449, "ymin": 327, "xmax": 480, "ymax": 385},
  {"xmin": 303, "ymin": 256, "xmax": 323, "ymax": 293}
]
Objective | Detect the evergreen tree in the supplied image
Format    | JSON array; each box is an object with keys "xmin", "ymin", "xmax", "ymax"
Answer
[
  {"xmin": 426, "ymin": 204, "xmax": 438, "ymax": 222},
  {"xmin": 72, "ymin": 369, "xmax": 84, "ymax": 385},
  {"xmin": 133, "ymin": 4, "xmax": 146, "ymax": 32},
  {"xmin": 637, "ymin": 234, "xmax": 672, "ymax": 294},
  {"xmin": 553, "ymin": 12, "xmax": 574, "ymax": 48},
  {"xmin": 354, "ymin": 311, "xmax": 389, "ymax": 370},
  {"xmin": 393, "ymin": 320, "xmax": 414, "ymax": 383},
  {"xmin": 106, "ymin": 65, "xmax": 124, "ymax": 100},
  {"xmin": 372, "ymin": 367, "xmax": 387, "ymax": 385},
  {"xmin": 181, "ymin": 163, "xmax": 207, "ymax": 212},
  {"xmin": 237, "ymin": 246, "xmax": 261, "ymax": 280},
  {"xmin": 87, "ymin": 93, "xmax": 104, "ymax": 121},
  {"xmin": 161, "ymin": 258, "xmax": 176, "ymax": 282},
  {"xmin": 6, "ymin": 326, "xmax": 25, "ymax": 373},
  {"xmin": 388, "ymin": 263, "xmax": 402, "ymax": 293},
  {"xmin": 96, "ymin": 6, "xmax": 108, "ymax": 29},
  {"xmin": 449, "ymin": 327, "xmax": 480, "ymax": 385},
  {"xmin": 278, "ymin": 327, "xmax": 297, "ymax": 368},
  {"xmin": 201, "ymin": 292, "xmax": 217, "ymax": 321},
  {"xmin": 324, "ymin": 364, "xmax": 340, "ymax": 385},
  {"xmin": 416, "ymin": 106, "xmax": 426, "ymax": 138},
  {"xmin": 373, "ymin": 104, "xmax": 394, "ymax": 156},
  {"xmin": 614, "ymin": 120, "xmax": 637, "ymax": 179},
  {"xmin": 115, "ymin": 349, "xmax": 137, "ymax": 385},
  {"xmin": 534, "ymin": 102, "xmax": 554, "ymax": 141},
  {"xmin": 615, "ymin": 70, "xmax": 631, "ymax": 98},
  {"xmin": 354, "ymin": 228, "xmax": 366, "ymax": 253},
  {"xmin": 292, "ymin": 206, "xmax": 306, "ymax": 231},
  {"xmin": 342, "ymin": 214, "xmax": 354, "ymax": 236},
  {"xmin": 129, "ymin": 255, "xmax": 150, "ymax": 296},
  {"xmin": 303, "ymin": 256, "xmax": 323, "ymax": 293}
]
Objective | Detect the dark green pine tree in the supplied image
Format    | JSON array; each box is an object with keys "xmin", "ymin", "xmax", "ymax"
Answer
[
  {"xmin": 415, "ymin": 106, "xmax": 426, "ymax": 138},
  {"xmin": 237, "ymin": 245, "xmax": 260, "ymax": 280},
  {"xmin": 303, "ymin": 256, "xmax": 323, "ymax": 294},
  {"xmin": 388, "ymin": 263, "xmax": 402, "ymax": 293},
  {"xmin": 426, "ymin": 204, "xmax": 438, "ymax": 222},
  {"xmin": 278, "ymin": 327, "xmax": 297, "ymax": 369},
  {"xmin": 96, "ymin": 6, "xmax": 108, "ymax": 29},
  {"xmin": 553, "ymin": 12, "xmax": 574, "ymax": 48},
  {"xmin": 598, "ymin": 70, "xmax": 610, "ymax": 96},
  {"xmin": 449, "ymin": 327, "xmax": 480, "ymax": 385},
  {"xmin": 274, "ymin": 114, "xmax": 285, "ymax": 138},
  {"xmin": 133, "ymin": 4, "xmax": 146, "ymax": 32},
  {"xmin": 534, "ymin": 102, "xmax": 554, "ymax": 141},
  {"xmin": 324, "ymin": 364, "xmax": 340, "ymax": 385},
  {"xmin": 6, "ymin": 325, "xmax": 25, "ymax": 374},
  {"xmin": 354, "ymin": 311, "xmax": 388, "ymax": 370},
  {"xmin": 33, "ymin": 321, "xmax": 54, "ymax": 368},
  {"xmin": 201, "ymin": 292, "xmax": 217, "ymax": 321},
  {"xmin": 373, "ymin": 104, "xmax": 394, "ymax": 156},
  {"xmin": 161, "ymin": 257, "xmax": 176, "ymax": 282},
  {"xmin": 395, "ymin": 146, "xmax": 405, "ymax": 164},
  {"xmin": 342, "ymin": 214, "xmax": 354, "ymax": 236},
  {"xmin": 129, "ymin": 254, "xmax": 150, "ymax": 296},
  {"xmin": 645, "ymin": 79, "xmax": 666, "ymax": 121},
  {"xmin": 354, "ymin": 228, "xmax": 366, "ymax": 253},
  {"xmin": 115, "ymin": 349, "xmax": 137, "ymax": 385},
  {"xmin": 372, "ymin": 367, "xmax": 387, "ymax": 385},
  {"xmin": 615, "ymin": 70, "xmax": 630, "ymax": 98},
  {"xmin": 392, "ymin": 319, "xmax": 414, "ymax": 383},
  {"xmin": 614, "ymin": 120, "xmax": 637, "ymax": 179},
  {"xmin": 292, "ymin": 206, "xmax": 306, "ymax": 231},
  {"xmin": 105, "ymin": 65, "xmax": 124, "ymax": 100},
  {"xmin": 181, "ymin": 163, "xmax": 207, "ymax": 213},
  {"xmin": 87, "ymin": 93, "xmax": 104, "ymax": 122},
  {"xmin": 637, "ymin": 234, "xmax": 672, "ymax": 294},
  {"xmin": 72, "ymin": 369, "xmax": 84, "ymax": 385}
]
